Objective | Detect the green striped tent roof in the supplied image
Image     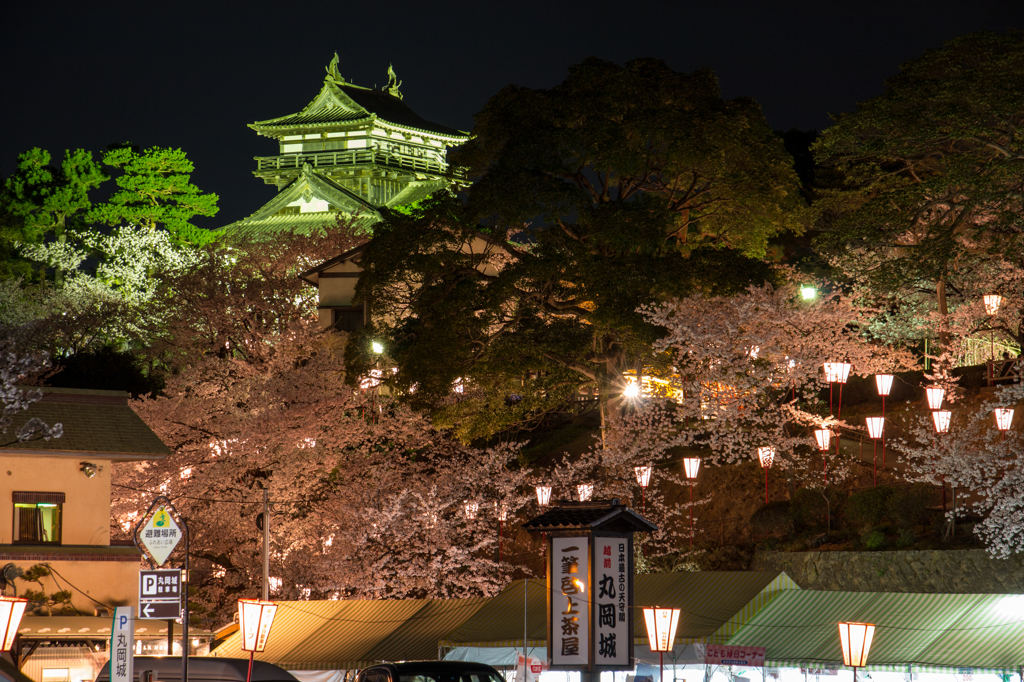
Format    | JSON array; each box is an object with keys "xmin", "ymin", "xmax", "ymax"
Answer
[
  {"xmin": 726, "ymin": 590, "xmax": 1024, "ymax": 672},
  {"xmin": 210, "ymin": 598, "xmax": 487, "ymax": 670},
  {"xmin": 439, "ymin": 572, "xmax": 799, "ymax": 648}
]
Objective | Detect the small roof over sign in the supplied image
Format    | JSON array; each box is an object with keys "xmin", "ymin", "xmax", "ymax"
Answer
[{"xmin": 522, "ymin": 498, "xmax": 657, "ymax": 534}]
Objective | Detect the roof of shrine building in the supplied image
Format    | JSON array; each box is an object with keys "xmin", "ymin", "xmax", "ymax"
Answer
[
  {"xmin": 522, "ymin": 499, "xmax": 657, "ymax": 534},
  {"xmin": 250, "ymin": 58, "xmax": 470, "ymax": 141}
]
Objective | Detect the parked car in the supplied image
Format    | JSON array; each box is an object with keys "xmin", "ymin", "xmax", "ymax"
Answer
[
  {"xmin": 355, "ymin": 661, "xmax": 505, "ymax": 682},
  {"xmin": 96, "ymin": 657, "xmax": 299, "ymax": 682}
]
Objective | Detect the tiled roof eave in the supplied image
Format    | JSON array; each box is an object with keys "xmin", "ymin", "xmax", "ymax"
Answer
[
  {"xmin": 249, "ymin": 114, "xmax": 376, "ymax": 133},
  {"xmin": 251, "ymin": 116, "xmax": 469, "ymax": 142},
  {"xmin": 0, "ymin": 447, "xmax": 168, "ymax": 461}
]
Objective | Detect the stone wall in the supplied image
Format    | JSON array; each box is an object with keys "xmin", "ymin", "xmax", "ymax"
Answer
[{"xmin": 752, "ymin": 549, "xmax": 1024, "ymax": 593}]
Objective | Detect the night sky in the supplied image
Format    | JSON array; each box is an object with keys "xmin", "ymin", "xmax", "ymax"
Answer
[{"xmin": 3, "ymin": 1, "xmax": 1020, "ymax": 229}]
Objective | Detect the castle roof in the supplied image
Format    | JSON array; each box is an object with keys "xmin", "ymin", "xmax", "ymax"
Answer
[{"xmin": 250, "ymin": 64, "xmax": 470, "ymax": 141}]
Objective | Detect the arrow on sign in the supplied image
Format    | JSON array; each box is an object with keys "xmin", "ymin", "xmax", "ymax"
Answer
[{"xmin": 139, "ymin": 601, "xmax": 181, "ymax": 619}]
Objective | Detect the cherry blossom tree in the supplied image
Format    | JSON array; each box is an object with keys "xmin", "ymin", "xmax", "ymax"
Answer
[{"xmin": 114, "ymin": 223, "xmax": 535, "ymax": 624}]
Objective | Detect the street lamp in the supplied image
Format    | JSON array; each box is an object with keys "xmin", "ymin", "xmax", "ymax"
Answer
[
  {"xmin": 238, "ymin": 598, "xmax": 278, "ymax": 682},
  {"xmin": 535, "ymin": 486, "xmax": 552, "ymax": 507},
  {"xmin": 643, "ymin": 606, "xmax": 681, "ymax": 682},
  {"xmin": 800, "ymin": 285, "xmax": 817, "ymax": 301},
  {"xmin": 875, "ymin": 375, "xmax": 894, "ymax": 469},
  {"xmin": 814, "ymin": 428, "xmax": 832, "ymax": 484},
  {"xmin": 995, "ymin": 408, "xmax": 1014, "ymax": 440},
  {"xmin": 932, "ymin": 410, "xmax": 952, "ymax": 434},
  {"xmin": 497, "ymin": 503, "xmax": 508, "ymax": 562},
  {"xmin": 865, "ymin": 418, "xmax": 884, "ymax": 487},
  {"xmin": 0, "ymin": 596, "xmax": 28, "ymax": 652},
  {"xmin": 577, "ymin": 484, "xmax": 594, "ymax": 502},
  {"xmin": 984, "ymin": 294, "xmax": 1003, "ymax": 385},
  {"xmin": 984, "ymin": 293, "xmax": 1003, "ymax": 316},
  {"xmin": 635, "ymin": 465, "xmax": 652, "ymax": 513},
  {"xmin": 824, "ymin": 362, "xmax": 852, "ymax": 480},
  {"xmin": 757, "ymin": 446, "xmax": 775, "ymax": 505},
  {"xmin": 925, "ymin": 386, "xmax": 945, "ymax": 410},
  {"xmin": 464, "ymin": 501, "xmax": 479, "ymax": 520},
  {"xmin": 838, "ymin": 621, "xmax": 875, "ymax": 682},
  {"xmin": 682, "ymin": 457, "xmax": 701, "ymax": 547}
]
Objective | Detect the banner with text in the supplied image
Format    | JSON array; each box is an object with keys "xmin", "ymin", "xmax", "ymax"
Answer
[
  {"xmin": 550, "ymin": 535, "xmax": 590, "ymax": 669},
  {"xmin": 110, "ymin": 606, "xmax": 134, "ymax": 682},
  {"xmin": 705, "ymin": 645, "xmax": 765, "ymax": 667},
  {"xmin": 591, "ymin": 537, "xmax": 631, "ymax": 668}
]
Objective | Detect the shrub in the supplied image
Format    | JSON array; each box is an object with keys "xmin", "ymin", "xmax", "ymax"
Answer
[
  {"xmin": 887, "ymin": 484, "xmax": 938, "ymax": 529},
  {"xmin": 750, "ymin": 501, "xmax": 794, "ymax": 538},
  {"xmin": 846, "ymin": 486, "xmax": 895, "ymax": 528},
  {"xmin": 791, "ymin": 487, "xmax": 843, "ymax": 532},
  {"xmin": 862, "ymin": 530, "xmax": 888, "ymax": 550},
  {"xmin": 896, "ymin": 528, "xmax": 916, "ymax": 547}
]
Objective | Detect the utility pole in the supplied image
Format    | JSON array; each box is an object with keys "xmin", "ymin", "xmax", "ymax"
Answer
[{"xmin": 262, "ymin": 487, "xmax": 270, "ymax": 601}]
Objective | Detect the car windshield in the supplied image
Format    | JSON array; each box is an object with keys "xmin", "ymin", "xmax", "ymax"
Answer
[{"xmin": 399, "ymin": 673, "xmax": 504, "ymax": 682}]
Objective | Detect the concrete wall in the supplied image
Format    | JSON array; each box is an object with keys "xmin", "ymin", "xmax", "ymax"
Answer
[
  {"xmin": 0, "ymin": 456, "xmax": 111, "ymax": 546},
  {"xmin": 752, "ymin": 549, "xmax": 1024, "ymax": 593}
]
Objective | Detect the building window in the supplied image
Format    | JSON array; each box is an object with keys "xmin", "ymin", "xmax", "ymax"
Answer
[
  {"xmin": 332, "ymin": 306, "xmax": 365, "ymax": 333},
  {"xmin": 12, "ymin": 492, "xmax": 65, "ymax": 544}
]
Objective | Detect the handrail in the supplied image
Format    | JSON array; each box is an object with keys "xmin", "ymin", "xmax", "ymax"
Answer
[{"xmin": 253, "ymin": 150, "xmax": 466, "ymax": 178}]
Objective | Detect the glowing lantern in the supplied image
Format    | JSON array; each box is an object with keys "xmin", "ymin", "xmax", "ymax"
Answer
[
  {"xmin": 643, "ymin": 606, "xmax": 681, "ymax": 682},
  {"xmin": 875, "ymin": 374, "xmax": 894, "ymax": 397},
  {"xmin": 995, "ymin": 408, "xmax": 1014, "ymax": 432},
  {"xmin": 757, "ymin": 446, "xmax": 775, "ymax": 505},
  {"xmin": 814, "ymin": 428, "xmax": 832, "ymax": 451},
  {"xmin": 984, "ymin": 293, "xmax": 1003, "ymax": 316},
  {"xmin": 497, "ymin": 504, "xmax": 508, "ymax": 522},
  {"xmin": 0, "ymin": 597, "xmax": 28, "ymax": 652},
  {"xmin": 926, "ymin": 386, "xmax": 945, "ymax": 410},
  {"xmin": 838, "ymin": 621, "xmax": 875, "ymax": 680},
  {"xmin": 464, "ymin": 501, "xmax": 479, "ymax": 520},
  {"xmin": 800, "ymin": 286, "xmax": 817, "ymax": 300},
  {"xmin": 577, "ymin": 484, "xmax": 594, "ymax": 501},
  {"xmin": 239, "ymin": 598, "xmax": 278, "ymax": 682},
  {"xmin": 865, "ymin": 417, "xmax": 884, "ymax": 440},
  {"xmin": 824, "ymin": 362, "xmax": 852, "ymax": 384},
  {"xmin": 623, "ymin": 380, "xmax": 641, "ymax": 399},
  {"xmin": 682, "ymin": 457, "xmax": 701, "ymax": 480},
  {"xmin": 932, "ymin": 410, "xmax": 952, "ymax": 434},
  {"xmin": 635, "ymin": 466, "xmax": 652, "ymax": 487},
  {"xmin": 535, "ymin": 485, "xmax": 552, "ymax": 507}
]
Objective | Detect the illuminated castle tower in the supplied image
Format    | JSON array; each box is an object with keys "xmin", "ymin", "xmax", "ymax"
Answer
[{"xmin": 221, "ymin": 55, "xmax": 470, "ymax": 238}]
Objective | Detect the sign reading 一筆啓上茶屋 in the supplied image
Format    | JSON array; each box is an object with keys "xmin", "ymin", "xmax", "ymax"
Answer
[
  {"xmin": 140, "ymin": 506, "xmax": 182, "ymax": 566},
  {"xmin": 550, "ymin": 535, "xmax": 590, "ymax": 668},
  {"xmin": 110, "ymin": 606, "xmax": 134, "ymax": 682},
  {"xmin": 591, "ymin": 536, "xmax": 631, "ymax": 668}
]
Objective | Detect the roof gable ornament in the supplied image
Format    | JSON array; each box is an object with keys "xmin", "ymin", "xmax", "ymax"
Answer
[
  {"xmin": 325, "ymin": 52, "xmax": 345, "ymax": 86},
  {"xmin": 383, "ymin": 64, "xmax": 403, "ymax": 100}
]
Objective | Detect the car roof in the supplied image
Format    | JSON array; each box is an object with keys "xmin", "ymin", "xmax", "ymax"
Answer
[{"xmin": 366, "ymin": 662, "xmax": 500, "ymax": 674}]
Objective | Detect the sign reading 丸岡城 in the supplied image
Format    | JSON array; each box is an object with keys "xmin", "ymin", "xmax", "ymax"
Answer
[
  {"xmin": 705, "ymin": 645, "xmax": 766, "ymax": 667},
  {"xmin": 592, "ymin": 537, "xmax": 631, "ymax": 668},
  {"xmin": 110, "ymin": 606, "xmax": 134, "ymax": 682},
  {"xmin": 140, "ymin": 506, "xmax": 182, "ymax": 566},
  {"xmin": 550, "ymin": 535, "xmax": 590, "ymax": 669}
]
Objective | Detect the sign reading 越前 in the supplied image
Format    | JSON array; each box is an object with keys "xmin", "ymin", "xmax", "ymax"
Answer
[
  {"xmin": 140, "ymin": 506, "xmax": 182, "ymax": 566},
  {"xmin": 110, "ymin": 606, "xmax": 134, "ymax": 682},
  {"xmin": 592, "ymin": 536, "xmax": 631, "ymax": 668},
  {"xmin": 550, "ymin": 535, "xmax": 590, "ymax": 669},
  {"xmin": 705, "ymin": 645, "xmax": 766, "ymax": 667}
]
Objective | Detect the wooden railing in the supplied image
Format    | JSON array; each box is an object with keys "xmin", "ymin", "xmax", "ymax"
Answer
[{"xmin": 254, "ymin": 150, "xmax": 466, "ymax": 179}]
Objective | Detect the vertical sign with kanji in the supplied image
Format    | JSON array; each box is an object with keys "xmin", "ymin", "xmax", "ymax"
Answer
[
  {"xmin": 592, "ymin": 535, "xmax": 632, "ymax": 669},
  {"xmin": 110, "ymin": 606, "xmax": 134, "ymax": 682},
  {"xmin": 549, "ymin": 535, "xmax": 590, "ymax": 669}
]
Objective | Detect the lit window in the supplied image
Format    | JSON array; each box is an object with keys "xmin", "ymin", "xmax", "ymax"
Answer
[{"xmin": 14, "ymin": 502, "xmax": 63, "ymax": 544}]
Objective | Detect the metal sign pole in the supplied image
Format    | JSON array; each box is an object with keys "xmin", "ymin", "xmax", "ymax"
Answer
[{"xmin": 181, "ymin": 514, "xmax": 190, "ymax": 682}]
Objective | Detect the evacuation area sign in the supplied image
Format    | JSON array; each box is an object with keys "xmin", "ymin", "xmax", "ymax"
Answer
[
  {"xmin": 139, "ymin": 569, "xmax": 182, "ymax": 620},
  {"xmin": 140, "ymin": 506, "xmax": 182, "ymax": 566}
]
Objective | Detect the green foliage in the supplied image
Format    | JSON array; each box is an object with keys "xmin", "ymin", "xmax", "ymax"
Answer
[
  {"xmin": 886, "ymin": 484, "xmax": 938, "ymax": 529},
  {"xmin": 750, "ymin": 500, "xmax": 794, "ymax": 538},
  {"xmin": 790, "ymin": 487, "xmax": 844, "ymax": 531},
  {"xmin": 813, "ymin": 30, "xmax": 1024, "ymax": 342},
  {"xmin": 861, "ymin": 529, "xmax": 888, "ymax": 550},
  {"xmin": 896, "ymin": 527, "xmax": 916, "ymax": 547},
  {"xmin": 846, "ymin": 485, "xmax": 894, "ymax": 528},
  {"xmin": 88, "ymin": 145, "xmax": 219, "ymax": 247}
]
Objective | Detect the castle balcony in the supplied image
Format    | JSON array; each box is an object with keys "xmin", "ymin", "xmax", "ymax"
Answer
[{"xmin": 254, "ymin": 149, "xmax": 466, "ymax": 180}]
